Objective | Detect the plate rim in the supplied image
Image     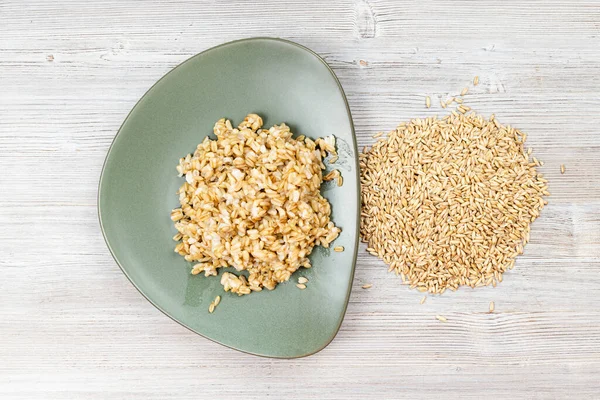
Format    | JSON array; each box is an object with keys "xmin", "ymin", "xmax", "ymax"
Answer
[{"xmin": 97, "ymin": 36, "xmax": 360, "ymax": 358}]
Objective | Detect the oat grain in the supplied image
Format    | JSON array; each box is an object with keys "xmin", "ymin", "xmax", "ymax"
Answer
[
  {"xmin": 173, "ymin": 114, "xmax": 340, "ymax": 295},
  {"xmin": 359, "ymin": 112, "xmax": 548, "ymax": 294}
]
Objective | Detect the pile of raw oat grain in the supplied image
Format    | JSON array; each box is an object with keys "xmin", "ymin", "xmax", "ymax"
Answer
[{"xmin": 359, "ymin": 86, "xmax": 548, "ymax": 294}]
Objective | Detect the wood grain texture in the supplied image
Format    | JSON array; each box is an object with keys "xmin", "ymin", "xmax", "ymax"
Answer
[{"xmin": 2, "ymin": 0, "xmax": 600, "ymax": 398}]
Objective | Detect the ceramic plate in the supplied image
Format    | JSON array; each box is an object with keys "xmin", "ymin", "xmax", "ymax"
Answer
[{"xmin": 98, "ymin": 37, "xmax": 359, "ymax": 358}]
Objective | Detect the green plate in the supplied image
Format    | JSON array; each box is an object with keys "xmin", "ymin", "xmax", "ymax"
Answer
[{"xmin": 98, "ymin": 37, "xmax": 359, "ymax": 358}]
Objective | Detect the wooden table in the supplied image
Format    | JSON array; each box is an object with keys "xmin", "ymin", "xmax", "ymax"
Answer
[{"xmin": 2, "ymin": 1, "xmax": 600, "ymax": 398}]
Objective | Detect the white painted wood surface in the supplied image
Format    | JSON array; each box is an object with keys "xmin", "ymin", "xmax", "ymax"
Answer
[{"xmin": 2, "ymin": 0, "xmax": 600, "ymax": 398}]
